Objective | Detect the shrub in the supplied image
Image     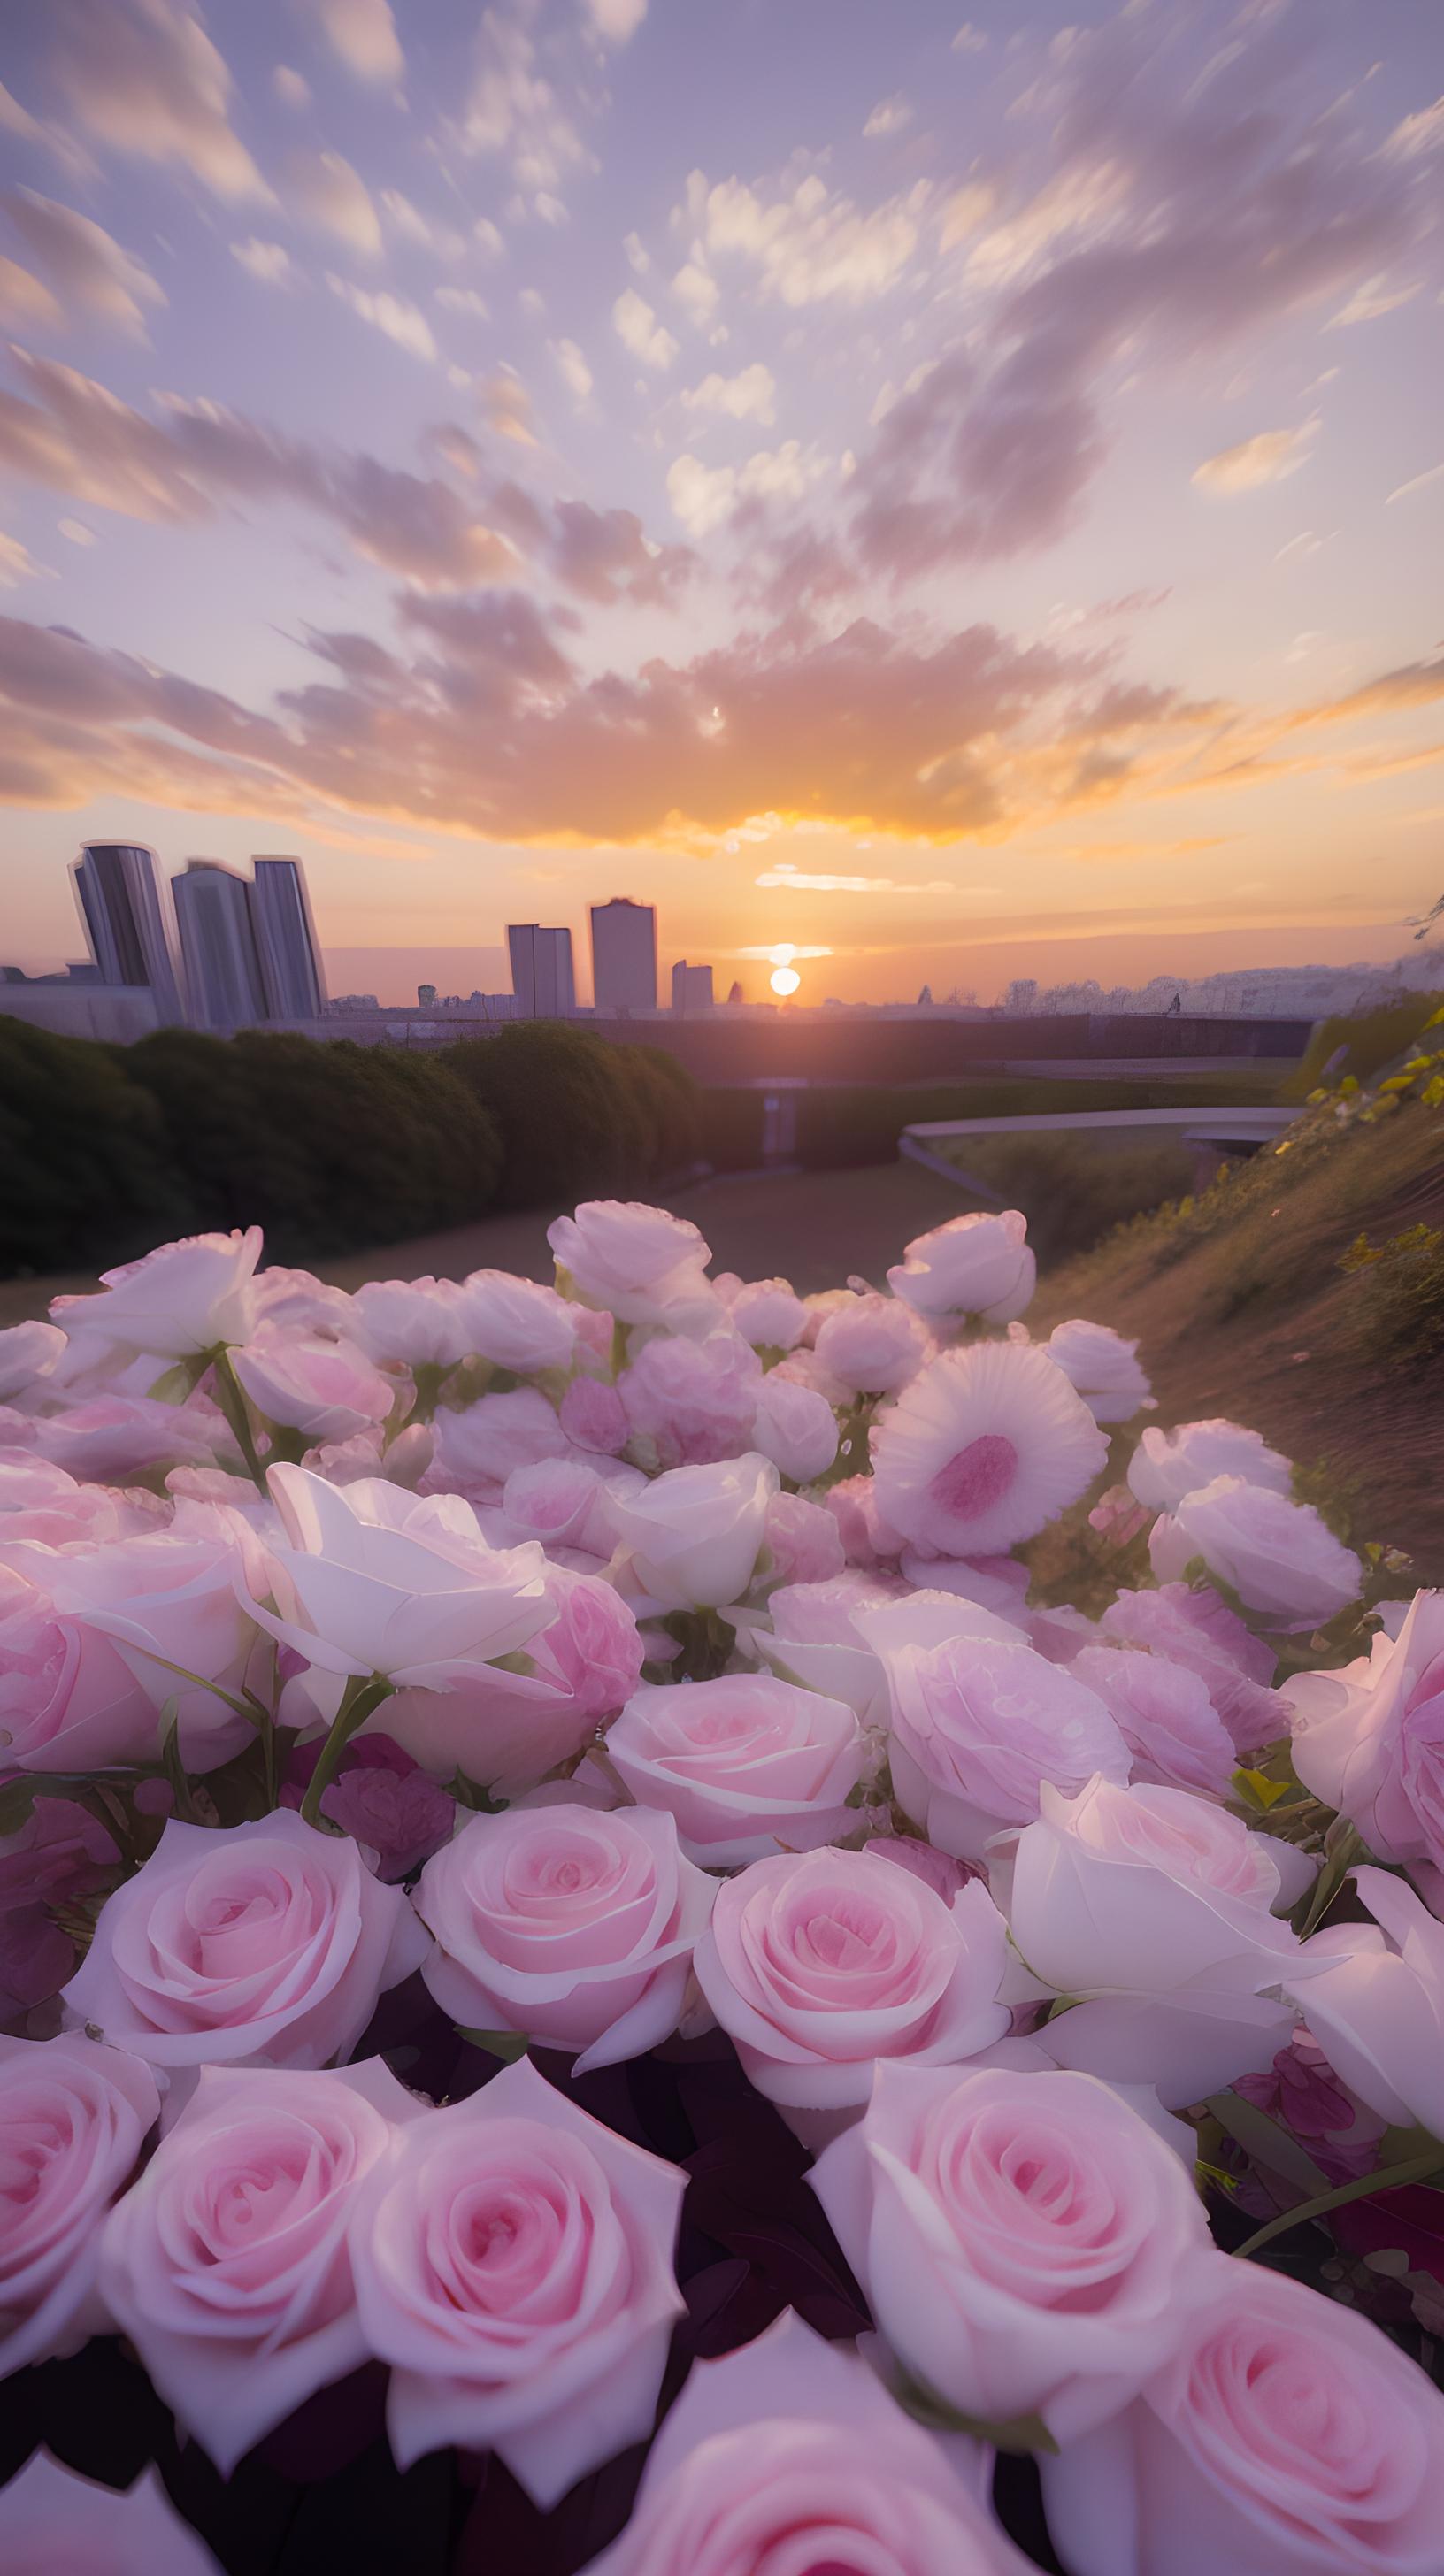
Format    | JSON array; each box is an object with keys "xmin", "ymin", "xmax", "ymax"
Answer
[
  {"xmin": 1339, "ymin": 1222, "xmax": 1444, "ymax": 1367},
  {"xmin": 442, "ymin": 1025, "xmax": 681, "ymax": 1210},
  {"xmin": 0, "ymin": 1018, "xmax": 196, "ymax": 1276},
  {"xmin": 935, "ymin": 1133, "xmax": 1195, "ymax": 1268},
  {"xmin": 1286, "ymin": 992, "xmax": 1444, "ymax": 1099}
]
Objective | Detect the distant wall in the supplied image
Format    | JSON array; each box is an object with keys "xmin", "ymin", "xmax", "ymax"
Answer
[{"xmin": 0, "ymin": 984, "xmax": 163, "ymax": 1043}]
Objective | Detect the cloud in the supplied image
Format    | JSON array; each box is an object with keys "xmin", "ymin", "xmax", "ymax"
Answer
[
  {"xmin": 1192, "ymin": 423, "xmax": 1317, "ymax": 495},
  {"xmin": 1273, "ymin": 531, "xmax": 1325, "ymax": 564},
  {"xmin": 58, "ymin": 517, "xmax": 94, "ymax": 543},
  {"xmin": 287, "ymin": 150, "xmax": 382, "ymax": 255},
  {"xmin": 694, "ymin": 170, "xmax": 925, "ymax": 306},
  {"xmin": 668, "ymin": 441, "xmax": 829, "ymax": 537},
  {"xmin": 0, "ymin": 531, "xmax": 52, "ymax": 588},
  {"xmin": 612, "ymin": 288, "xmax": 678, "ymax": 369},
  {"xmin": 3, "ymin": 189, "xmax": 165, "ymax": 338},
  {"xmin": 434, "ymin": 286, "xmax": 490, "ymax": 318},
  {"xmin": 756, "ymin": 866, "xmax": 954, "ymax": 894},
  {"xmin": 583, "ymin": 0, "xmax": 647, "ymax": 41},
  {"xmin": 1387, "ymin": 463, "xmax": 1444, "ymax": 506},
  {"xmin": 624, "ymin": 231, "xmax": 649, "ymax": 274},
  {"xmin": 0, "ymin": 256, "xmax": 64, "ymax": 334},
  {"xmin": 864, "ymin": 96, "xmax": 911, "ymax": 140},
  {"xmin": 478, "ymin": 372, "xmax": 536, "ymax": 446},
  {"xmin": 680, "ymin": 363, "xmax": 776, "ymax": 425},
  {"xmin": 46, "ymin": 0, "xmax": 271, "ymax": 202},
  {"xmin": 549, "ymin": 336, "xmax": 593, "ymax": 403},
  {"xmin": 273, "ymin": 66, "xmax": 310, "ymax": 110},
  {"xmin": 231, "ymin": 238, "xmax": 297, "ymax": 288},
  {"xmin": 1328, "ymin": 274, "xmax": 1420, "ymax": 327},
  {"xmin": 548, "ymin": 502, "xmax": 693, "ymax": 605},
  {"xmin": 952, "ymin": 23, "xmax": 987, "ymax": 53},
  {"xmin": 327, "ymin": 276, "xmax": 437, "ymax": 363},
  {"xmin": 309, "ymin": 0, "xmax": 404, "ymax": 86},
  {"xmin": 381, "ymin": 193, "xmax": 464, "ymax": 259},
  {"xmin": 463, "ymin": 9, "xmax": 592, "ymax": 210},
  {"xmin": 671, "ymin": 260, "xmax": 718, "ymax": 323},
  {"xmin": 1383, "ymin": 96, "xmax": 1444, "ymax": 161}
]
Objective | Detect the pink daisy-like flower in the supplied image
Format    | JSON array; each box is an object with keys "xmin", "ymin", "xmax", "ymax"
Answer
[{"xmin": 870, "ymin": 1341, "xmax": 1110, "ymax": 1556}]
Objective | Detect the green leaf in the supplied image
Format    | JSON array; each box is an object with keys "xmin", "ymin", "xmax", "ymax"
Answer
[
  {"xmin": 1234, "ymin": 2145, "xmax": 1444, "ymax": 2258},
  {"xmin": 456, "ymin": 2027, "xmax": 529, "ymax": 2063},
  {"xmin": 1205, "ymin": 2090, "xmax": 1331, "ymax": 2195},
  {"xmin": 449, "ymin": 1769, "xmax": 506, "ymax": 1813},
  {"xmin": 1232, "ymin": 1767, "xmax": 1292, "ymax": 1813},
  {"xmin": 889, "ymin": 2365, "xmax": 1058, "ymax": 2455}
]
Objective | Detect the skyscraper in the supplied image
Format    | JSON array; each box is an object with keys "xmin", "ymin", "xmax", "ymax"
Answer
[
  {"xmin": 590, "ymin": 898, "xmax": 657, "ymax": 1013},
  {"xmin": 250, "ymin": 856, "xmax": 327, "ymax": 1019},
  {"xmin": 173, "ymin": 860, "xmax": 268, "ymax": 1030},
  {"xmin": 71, "ymin": 842, "xmax": 183, "ymax": 1022},
  {"xmin": 671, "ymin": 960, "xmax": 713, "ymax": 1014},
  {"xmin": 507, "ymin": 924, "xmax": 576, "ymax": 1017}
]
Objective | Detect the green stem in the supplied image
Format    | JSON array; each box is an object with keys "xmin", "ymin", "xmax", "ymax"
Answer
[
  {"xmin": 299, "ymin": 1674, "xmax": 392, "ymax": 1829},
  {"xmin": 210, "ymin": 1350, "xmax": 268, "ymax": 1494},
  {"xmin": 1233, "ymin": 2148, "xmax": 1444, "ymax": 2258}
]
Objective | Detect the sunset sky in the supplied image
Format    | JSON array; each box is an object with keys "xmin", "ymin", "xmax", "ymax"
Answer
[{"xmin": 0, "ymin": 0, "xmax": 1440, "ymax": 1004}]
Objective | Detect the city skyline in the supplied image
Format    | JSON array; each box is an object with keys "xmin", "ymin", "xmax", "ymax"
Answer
[{"xmin": 0, "ymin": 0, "xmax": 1439, "ymax": 1004}]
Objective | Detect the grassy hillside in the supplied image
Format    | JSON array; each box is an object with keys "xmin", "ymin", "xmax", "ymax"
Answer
[{"xmin": 1031, "ymin": 1085, "xmax": 1444, "ymax": 1582}]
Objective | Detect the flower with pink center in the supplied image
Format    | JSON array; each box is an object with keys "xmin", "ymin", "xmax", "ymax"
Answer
[
  {"xmin": 887, "ymin": 1209, "xmax": 1035, "ymax": 1329},
  {"xmin": 349, "ymin": 2053, "xmax": 686, "ymax": 2498},
  {"xmin": 1288, "ymin": 1588, "xmax": 1444, "ymax": 1874},
  {"xmin": 871, "ymin": 1342, "xmax": 1109, "ymax": 1557},
  {"xmin": 1127, "ymin": 1416, "xmax": 1293, "ymax": 1514},
  {"xmin": 1040, "ymin": 2257, "xmax": 1444, "ymax": 2576},
  {"xmin": 1071, "ymin": 1644, "xmax": 1239, "ymax": 1799},
  {"xmin": 1100, "ymin": 1583, "xmax": 1280, "ymax": 1752},
  {"xmin": 879, "ymin": 1631, "xmax": 1132, "ymax": 1859}
]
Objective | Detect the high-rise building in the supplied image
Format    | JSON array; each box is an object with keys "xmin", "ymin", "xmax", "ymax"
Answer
[
  {"xmin": 71, "ymin": 842, "xmax": 183, "ymax": 1022},
  {"xmin": 250, "ymin": 855, "xmax": 326, "ymax": 1019},
  {"xmin": 590, "ymin": 898, "xmax": 657, "ymax": 1014},
  {"xmin": 172, "ymin": 860, "xmax": 268, "ymax": 1029},
  {"xmin": 671, "ymin": 960, "xmax": 713, "ymax": 1015},
  {"xmin": 507, "ymin": 924, "xmax": 576, "ymax": 1018}
]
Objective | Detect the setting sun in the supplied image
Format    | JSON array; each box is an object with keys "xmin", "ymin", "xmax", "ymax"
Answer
[{"xmin": 770, "ymin": 965, "xmax": 802, "ymax": 997}]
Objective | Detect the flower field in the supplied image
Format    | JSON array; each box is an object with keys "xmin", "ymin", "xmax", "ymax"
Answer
[{"xmin": 1, "ymin": 1188, "xmax": 1442, "ymax": 2574}]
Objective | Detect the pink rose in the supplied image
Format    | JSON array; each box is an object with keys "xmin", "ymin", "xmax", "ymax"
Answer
[
  {"xmin": 53, "ymin": 1227, "xmax": 263, "ymax": 1363},
  {"xmin": 63, "ymin": 1811, "xmax": 430, "ymax": 2075},
  {"xmin": 812, "ymin": 1289, "xmax": 933, "ymax": 1394},
  {"xmin": 693, "ymin": 1846, "xmax": 1011, "ymax": 2130},
  {"xmin": 618, "ymin": 1331, "xmax": 759, "ymax": 1469},
  {"xmin": 27, "ymin": 1392, "xmax": 223, "ymax": 1482},
  {"xmin": 815, "ymin": 2063, "xmax": 1214, "ymax": 2443},
  {"xmin": 993, "ymin": 1777, "xmax": 1310, "ymax": 2107},
  {"xmin": 0, "ymin": 1319, "xmax": 65, "ymax": 1400},
  {"xmin": 749, "ymin": 1372, "xmax": 839, "ymax": 1484},
  {"xmin": 230, "ymin": 1330, "xmax": 395, "ymax": 1443},
  {"xmin": 1286, "ymin": 1867, "xmax": 1444, "ymax": 2140},
  {"xmin": 879, "ymin": 1632, "xmax": 1132, "ymax": 1860},
  {"xmin": 0, "ymin": 1600, "xmax": 180, "ymax": 1775},
  {"xmin": 610, "ymin": 1455, "xmax": 778, "ymax": 1611},
  {"xmin": 280, "ymin": 1735, "xmax": 457, "ymax": 1880},
  {"xmin": 727, "ymin": 1276, "xmax": 808, "ymax": 1351},
  {"xmin": 898, "ymin": 1550, "xmax": 1032, "ymax": 1621},
  {"xmin": 458, "ymin": 1269, "xmax": 580, "ymax": 1373},
  {"xmin": 431, "ymin": 1386, "xmax": 570, "ymax": 1491},
  {"xmin": 759, "ymin": 1490, "xmax": 846, "ymax": 1587},
  {"xmin": 0, "ymin": 1797, "xmax": 119, "ymax": 2019},
  {"xmin": 583, "ymin": 2308, "xmax": 1032, "ymax": 2576},
  {"xmin": 349, "ymin": 1276, "xmax": 472, "ymax": 1369},
  {"xmin": 1100, "ymin": 1582, "xmax": 1279, "ymax": 1752},
  {"xmin": 1043, "ymin": 1319, "xmax": 1154, "ymax": 1424},
  {"xmin": 499, "ymin": 1455, "xmax": 643, "ymax": 1559},
  {"xmin": 1071, "ymin": 1644, "xmax": 1238, "ymax": 1799},
  {"xmin": 1289, "ymin": 1589, "xmax": 1444, "ymax": 1874},
  {"xmin": 606, "ymin": 1673, "xmax": 865, "ymax": 1866},
  {"xmin": 887, "ymin": 1210, "xmax": 1035, "ymax": 1329},
  {"xmin": 415, "ymin": 1802, "xmax": 715, "ymax": 2066},
  {"xmin": 557, "ymin": 1375, "xmax": 629, "ymax": 1455},
  {"xmin": 0, "ymin": 2033, "xmax": 158, "ymax": 2373},
  {"xmin": 0, "ymin": 2453, "xmax": 220, "ymax": 2575},
  {"xmin": 1149, "ymin": 1476, "xmax": 1361, "ymax": 1630},
  {"xmin": 548, "ymin": 1200, "xmax": 718, "ymax": 1332},
  {"xmin": 99, "ymin": 2059, "xmax": 422, "ymax": 2473},
  {"xmin": 350, "ymin": 2052, "xmax": 686, "ymax": 2499},
  {"xmin": 1127, "ymin": 1417, "xmax": 1292, "ymax": 1514},
  {"xmin": 1041, "ymin": 2257, "xmax": 1444, "ymax": 2576},
  {"xmin": 822, "ymin": 1470, "xmax": 908, "ymax": 1568}
]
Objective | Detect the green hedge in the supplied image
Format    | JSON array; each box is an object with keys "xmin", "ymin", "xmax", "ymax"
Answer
[
  {"xmin": 0, "ymin": 1022, "xmax": 702, "ymax": 1276},
  {"xmin": 1285, "ymin": 993, "xmax": 1444, "ymax": 1100}
]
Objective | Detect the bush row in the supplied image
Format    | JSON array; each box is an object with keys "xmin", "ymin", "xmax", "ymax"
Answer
[{"xmin": 0, "ymin": 1021, "xmax": 702, "ymax": 1278}]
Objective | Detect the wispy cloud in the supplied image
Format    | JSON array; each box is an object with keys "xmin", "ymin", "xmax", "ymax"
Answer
[{"xmin": 1193, "ymin": 423, "xmax": 1317, "ymax": 495}]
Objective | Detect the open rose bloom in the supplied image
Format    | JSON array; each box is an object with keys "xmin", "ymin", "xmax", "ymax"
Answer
[{"xmin": 7, "ymin": 1195, "xmax": 1442, "ymax": 2576}]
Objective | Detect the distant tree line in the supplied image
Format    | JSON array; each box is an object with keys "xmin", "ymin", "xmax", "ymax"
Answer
[{"xmin": 0, "ymin": 1020, "xmax": 703, "ymax": 1277}]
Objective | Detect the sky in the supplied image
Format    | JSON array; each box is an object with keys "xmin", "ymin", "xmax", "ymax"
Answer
[{"xmin": 0, "ymin": 0, "xmax": 1440, "ymax": 1006}]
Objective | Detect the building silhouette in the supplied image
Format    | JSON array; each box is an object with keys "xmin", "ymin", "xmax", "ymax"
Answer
[
  {"xmin": 590, "ymin": 898, "xmax": 657, "ymax": 1014},
  {"xmin": 71, "ymin": 842, "xmax": 183, "ymax": 1023},
  {"xmin": 172, "ymin": 861, "xmax": 268, "ymax": 1028},
  {"xmin": 671, "ymin": 960, "xmax": 714, "ymax": 1015},
  {"xmin": 250, "ymin": 856, "xmax": 327, "ymax": 1019},
  {"xmin": 507, "ymin": 923, "xmax": 576, "ymax": 1018}
]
